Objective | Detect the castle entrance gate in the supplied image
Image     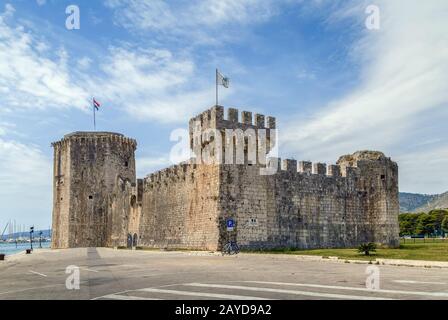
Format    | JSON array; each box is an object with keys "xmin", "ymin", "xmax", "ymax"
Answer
[{"xmin": 127, "ymin": 234, "xmax": 132, "ymax": 248}]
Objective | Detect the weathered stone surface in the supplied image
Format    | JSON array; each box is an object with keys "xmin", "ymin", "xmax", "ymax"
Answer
[
  {"xmin": 52, "ymin": 107, "xmax": 400, "ymax": 250},
  {"xmin": 51, "ymin": 132, "xmax": 136, "ymax": 248}
]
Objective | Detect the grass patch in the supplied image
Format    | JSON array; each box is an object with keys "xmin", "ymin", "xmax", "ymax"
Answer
[{"xmin": 242, "ymin": 242, "xmax": 448, "ymax": 262}]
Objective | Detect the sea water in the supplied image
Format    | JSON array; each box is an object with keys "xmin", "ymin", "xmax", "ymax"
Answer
[{"xmin": 0, "ymin": 242, "xmax": 51, "ymax": 255}]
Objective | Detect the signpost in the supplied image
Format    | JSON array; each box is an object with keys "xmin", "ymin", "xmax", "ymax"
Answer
[
  {"xmin": 39, "ymin": 231, "xmax": 43, "ymax": 248},
  {"xmin": 29, "ymin": 226, "xmax": 34, "ymax": 251},
  {"xmin": 226, "ymin": 218, "xmax": 235, "ymax": 232}
]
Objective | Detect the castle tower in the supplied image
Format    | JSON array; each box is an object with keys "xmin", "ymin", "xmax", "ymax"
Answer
[
  {"xmin": 188, "ymin": 105, "xmax": 277, "ymax": 165},
  {"xmin": 51, "ymin": 132, "xmax": 137, "ymax": 248},
  {"xmin": 337, "ymin": 151, "xmax": 400, "ymax": 247}
]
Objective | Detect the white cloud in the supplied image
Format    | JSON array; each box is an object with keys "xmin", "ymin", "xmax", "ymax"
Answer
[
  {"xmin": 281, "ymin": 0, "xmax": 448, "ymax": 193},
  {"xmin": 77, "ymin": 56, "xmax": 92, "ymax": 70},
  {"xmin": 396, "ymin": 145, "xmax": 448, "ymax": 194},
  {"xmin": 104, "ymin": 0, "xmax": 278, "ymax": 44},
  {"xmin": 0, "ymin": 137, "xmax": 52, "ymax": 226},
  {"xmin": 0, "ymin": 122, "xmax": 15, "ymax": 136},
  {"xmin": 0, "ymin": 138, "xmax": 51, "ymax": 193},
  {"xmin": 36, "ymin": 0, "xmax": 46, "ymax": 6},
  {"xmin": 0, "ymin": 4, "xmax": 90, "ymax": 112},
  {"xmin": 193, "ymin": 0, "xmax": 276, "ymax": 26},
  {"xmin": 105, "ymin": 0, "xmax": 276, "ymax": 29},
  {"xmin": 4, "ymin": 3, "xmax": 14, "ymax": 16},
  {"xmin": 91, "ymin": 46, "xmax": 219, "ymax": 123},
  {"xmin": 137, "ymin": 155, "xmax": 171, "ymax": 177},
  {"xmin": 0, "ymin": 5, "xmax": 218, "ymax": 124}
]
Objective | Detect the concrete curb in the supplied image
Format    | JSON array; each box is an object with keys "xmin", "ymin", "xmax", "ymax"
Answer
[
  {"xmin": 297, "ymin": 255, "xmax": 448, "ymax": 268},
  {"xmin": 237, "ymin": 252, "xmax": 448, "ymax": 269},
  {"xmin": 375, "ymin": 258, "xmax": 448, "ymax": 268}
]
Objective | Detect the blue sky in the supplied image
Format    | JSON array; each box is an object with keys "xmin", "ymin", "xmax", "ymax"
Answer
[{"xmin": 0, "ymin": 0, "xmax": 447, "ymax": 229}]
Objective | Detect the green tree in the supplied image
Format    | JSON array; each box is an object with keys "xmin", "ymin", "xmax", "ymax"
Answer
[
  {"xmin": 442, "ymin": 216, "xmax": 448, "ymax": 234},
  {"xmin": 399, "ymin": 213, "xmax": 420, "ymax": 236},
  {"xmin": 428, "ymin": 210, "xmax": 448, "ymax": 234},
  {"xmin": 416, "ymin": 213, "xmax": 435, "ymax": 236}
]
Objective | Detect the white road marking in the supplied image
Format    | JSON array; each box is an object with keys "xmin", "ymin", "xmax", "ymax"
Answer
[
  {"xmin": 81, "ymin": 268, "xmax": 99, "ymax": 273},
  {"xmin": 101, "ymin": 294, "xmax": 160, "ymax": 300},
  {"xmin": 119, "ymin": 264, "xmax": 139, "ymax": 268},
  {"xmin": 0, "ymin": 281, "xmax": 89, "ymax": 296},
  {"xmin": 240, "ymin": 281, "xmax": 448, "ymax": 298},
  {"xmin": 186, "ymin": 283, "xmax": 392, "ymax": 300},
  {"xmin": 393, "ymin": 280, "xmax": 446, "ymax": 285},
  {"xmin": 138, "ymin": 288, "xmax": 270, "ymax": 300},
  {"xmin": 29, "ymin": 270, "xmax": 47, "ymax": 277}
]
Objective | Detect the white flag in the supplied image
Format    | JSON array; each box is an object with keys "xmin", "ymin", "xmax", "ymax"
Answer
[{"xmin": 217, "ymin": 70, "xmax": 230, "ymax": 88}]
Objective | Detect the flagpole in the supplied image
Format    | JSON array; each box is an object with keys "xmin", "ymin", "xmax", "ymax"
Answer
[
  {"xmin": 93, "ymin": 98, "xmax": 96, "ymax": 131},
  {"xmin": 216, "ymin": 68, "xmax": 218, "ymax": 107}
]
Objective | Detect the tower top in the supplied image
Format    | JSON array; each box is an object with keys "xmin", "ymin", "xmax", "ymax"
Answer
[
  {"xmin": 52, "ymin": 131, "xmax": 137, "ymax": 150},
  {"xmin": 64, "ymin": 131, "xmax": 124, "ymax": 139}
]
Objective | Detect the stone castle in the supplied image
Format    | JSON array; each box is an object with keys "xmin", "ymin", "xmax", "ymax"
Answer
[{"xmin": 51, "ymin": 105, "xmax": 400, "ymax": 250}]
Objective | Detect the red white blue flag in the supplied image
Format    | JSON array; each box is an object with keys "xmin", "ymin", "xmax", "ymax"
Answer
[{"xmin": 93, "ymin": 98, "xmax": 101, "ymax": 110}]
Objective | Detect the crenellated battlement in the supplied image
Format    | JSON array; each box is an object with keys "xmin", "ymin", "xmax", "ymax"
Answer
[
  {"xmin": 189, "ymin": 105, "xmax": 276, "ymax": 133},
  {"xmin": 52, "ymin": 106, "xmax": 399, "ymax": 251},
  {"xmin": 276, "ymin": 158, "xmax": 360, "ymax": 179},
  {"xmin": 144, "ymin": 160, "xmax": 205, "ymax": 190},
  {"xmin": 189, "ymin": 106, "xmax": 277, "ymax": 164},
  {"xmin": 51, "ymin": 131, "xmax": 137, "ymax": 150}
]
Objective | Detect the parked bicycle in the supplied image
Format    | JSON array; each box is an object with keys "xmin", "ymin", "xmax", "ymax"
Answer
[{"xmin": 222, "ymin": 241, "xmax": 240, "ymax": 255}]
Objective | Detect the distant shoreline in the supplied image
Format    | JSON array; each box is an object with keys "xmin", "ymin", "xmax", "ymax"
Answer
[{"xmin": 0, "ymin": 242, "xmax": 51, "ymax": 256}]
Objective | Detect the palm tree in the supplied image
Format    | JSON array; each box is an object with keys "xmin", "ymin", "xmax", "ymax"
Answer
[{"xmin": 358, "ymin": 243, "xmax": 377, "ymax": 256}]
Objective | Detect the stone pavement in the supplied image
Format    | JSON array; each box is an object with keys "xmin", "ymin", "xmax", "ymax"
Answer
[{"xmin": 1, "ymin": 248, "xmax": 447, "ymax": 300}]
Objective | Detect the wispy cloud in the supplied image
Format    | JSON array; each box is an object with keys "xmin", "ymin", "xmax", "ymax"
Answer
[
  {"xmin": 91, "ymin": 46, "xmax": 217, "ymax": 123},
  {"xmin": 0, "ymin": 4, "xmax": 223, "ymax": 124},
  {"xmin": 0, "ymin": 136, "xmax": 52, "ymax": 225},
  {"xmin": 281, "ymin": 0, "xmax": 448, "ymax": 193},
  {"xmin": 137, "ymin": 155, "xmax": 171, "ymax": 177},
  {"xmin": 0, "ymin": 4, "xmax": 90, "ymax": 112},
  {"xmin": 105, "ymin": 0, "xmax": 277, "ymax": 29},
  {"xmin": 104, "ymin": 0, "xmax": 279, "ymax": 44}
]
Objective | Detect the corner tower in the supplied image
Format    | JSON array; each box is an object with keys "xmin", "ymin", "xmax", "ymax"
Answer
[
  {"xmin": 337, "ymin": 151, "xmax": 400, "ymax": 247},
  {"xmin": 51, "ymin": 132, "xmax": 137, "ymax": 248}
]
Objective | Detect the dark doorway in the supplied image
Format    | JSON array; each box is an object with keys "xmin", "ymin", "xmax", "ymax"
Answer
[
  {"xmin": 127, "ymin": 234, "xmax": 132, "ymax": 248},
  {"xmin": 133, "ymin": 233, "xmax": 138, "ymax": 247}
]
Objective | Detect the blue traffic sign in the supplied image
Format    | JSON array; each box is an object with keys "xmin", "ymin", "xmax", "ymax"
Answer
[{"xmin": 226, "ymin": 218, "xmax": 235, "ymax": 231}]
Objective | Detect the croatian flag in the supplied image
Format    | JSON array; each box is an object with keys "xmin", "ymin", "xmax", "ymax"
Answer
[{"xmin": 93, "ymin": 98, "xmax": 101, "ymax": 110}]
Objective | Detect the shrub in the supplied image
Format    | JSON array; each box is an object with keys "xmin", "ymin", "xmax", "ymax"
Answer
[{"xmin": 358, "ymin": 243, "xmax": 377, "ymax": 256}]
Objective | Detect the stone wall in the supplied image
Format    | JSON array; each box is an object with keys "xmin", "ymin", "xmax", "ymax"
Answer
[
  {"xmin": 51, "ymin": 132, "xmax": 137, "ymax": 248},
  {"xmin": 138, "ymin": 163, "xmax": 221, "ymax": 250},
  {"xmin": 218, "ymin": 152, "xmax": 399, "ymax": 250},
  {"xmin": 51, "ymin": 140, "xmax": 72, "ymax": 249},
  {"xmin": 51, "ymin": 107, "xmax": 399, "ymax": 251}
]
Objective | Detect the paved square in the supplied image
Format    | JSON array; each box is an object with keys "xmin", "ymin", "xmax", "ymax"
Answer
[{"xmin": 1, "ymin": 248, "xmax": 447, "ymax": 300}]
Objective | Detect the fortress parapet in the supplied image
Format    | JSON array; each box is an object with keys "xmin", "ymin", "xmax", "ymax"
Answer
[
  {"xmin": 52, "ymin": 132, "xmax": 137, "ymax": 150},
  {"xmin": 189, "ymin": 106, "xmax": 276, "ymax": 131},
  {"xmin": 51, "ymin": 107, "xmax": 399, "ymax": 251}
]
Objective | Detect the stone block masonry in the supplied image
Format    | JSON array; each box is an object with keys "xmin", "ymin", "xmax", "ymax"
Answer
[
  {"xmin": 51, "ymin": 106, "xmax": 400, "ymax": 250},
  {"xmin": 51, "ymin": 132, "xmax": 136, "ymax": 248}
]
